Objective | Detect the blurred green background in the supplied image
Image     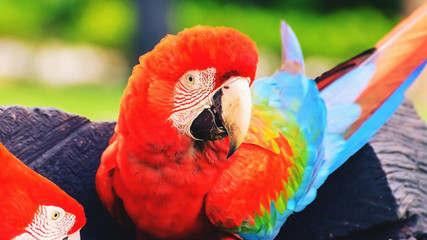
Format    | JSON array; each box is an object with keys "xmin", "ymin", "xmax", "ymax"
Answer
[{"xmin": 0, "ymin": 0, "xmax": 426, "ymax": 121}]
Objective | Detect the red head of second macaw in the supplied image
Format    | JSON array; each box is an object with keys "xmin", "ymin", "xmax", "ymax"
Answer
[{"xmin": 0, "ymin": 142, "xmax": 86, "ymax": 240}]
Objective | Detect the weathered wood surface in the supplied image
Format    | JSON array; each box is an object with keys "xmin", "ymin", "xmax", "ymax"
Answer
[
  {"xmin": 0, "ymin": 107, "xmax": 134, "ymax": 239},
  {"xmin": 0, "ymin": 99, "xmax": 426, "ymax": 240}
]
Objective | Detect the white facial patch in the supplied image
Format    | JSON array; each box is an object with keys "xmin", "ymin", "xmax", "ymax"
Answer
[
  {"xmin": 13, "ymin": 205, "xmax": 76, "ymax": 240},
  {"xmin": 170, "ymin": 68, "xmax": 217, "ymax": 135}
]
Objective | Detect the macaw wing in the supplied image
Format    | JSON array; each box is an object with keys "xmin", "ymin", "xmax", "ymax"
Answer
[
  {"xmin": 205, "ymin": 6, "xmax": 427, "ymax": 238},
  {"xmin": 206, "ymin": 72, "xmax": 327, "ymax": 240}
]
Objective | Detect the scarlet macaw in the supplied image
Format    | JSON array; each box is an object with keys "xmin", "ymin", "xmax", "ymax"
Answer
[
  {"xmin": 96, "ymin": 4, "xmax": 427, "ymax": 240},
  {"xmin": 0, "ymin": 142, "xmax": 86, "ymax": 239}
]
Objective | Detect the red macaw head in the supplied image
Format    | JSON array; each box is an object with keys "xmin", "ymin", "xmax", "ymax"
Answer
[
  {"xmin": 0, "ymin": 143, "xmax": 86, "ymax": 240},
  {"xmin": 119, "ymin": 26, "xmax": 258, "ymax": 157}
]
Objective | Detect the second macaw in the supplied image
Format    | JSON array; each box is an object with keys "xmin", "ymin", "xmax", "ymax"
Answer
[
  {"xmin": 96, "ymin": 4, "xmax": 427, "ymax": 240},
  {"xmin": 0, "ymin": 142, "xmax": 86, "ymax": 240}
]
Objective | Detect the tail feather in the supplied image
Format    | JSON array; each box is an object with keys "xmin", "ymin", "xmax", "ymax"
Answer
[
  {"xmin": 308, "ymin": 3, "xmax": 427, "ymax": 200},
  {"xmin": 340, "ymin": 61, "xmax": 426, "ymax": 169},
  {"xmin": 348, "ymin": 3, "xmax": 427, "ymax": 138},
  {"xmin": 318, "ymin": 3, "xmax": 427, "ymax": 176}
]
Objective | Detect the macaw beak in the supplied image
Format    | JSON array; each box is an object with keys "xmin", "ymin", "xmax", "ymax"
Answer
[
  {"xmin": 66, "ymin": 230, "xmax": 80, "ymax": 240},
  {"xmin": 190, "ymin": 76, "xmax": 252, "ymax": 158}
]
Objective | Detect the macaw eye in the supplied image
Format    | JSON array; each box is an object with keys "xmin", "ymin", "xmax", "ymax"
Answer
[
  {"xmin": 51, "ymin": 211, "xmax": 60, "ymax": 220},
  {"xmin": 186, "ymin": 74, "xmax": 195, "ymax": 85}
]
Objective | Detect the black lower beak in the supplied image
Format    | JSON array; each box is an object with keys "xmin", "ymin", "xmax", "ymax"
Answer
[
  {"xmin": 189, "ymin": 77, "xmax": 251, "ymax": 158},
  {"xmin": 190, "ymin": 89, "xmax": 227, "ymax": 141}
]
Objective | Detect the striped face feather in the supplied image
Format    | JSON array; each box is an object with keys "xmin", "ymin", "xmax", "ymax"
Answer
[
  {"xmin": 13, "ymin": 205, "xmax": 79, "ymax": 240},
  {"xmin": 170, "ymin": 67, "xmax": 217, "ymax": 137}
]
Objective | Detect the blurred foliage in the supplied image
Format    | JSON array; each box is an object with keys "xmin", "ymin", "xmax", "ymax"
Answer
[
  {"xmin": 0, "ymin": 0, "xmax": 402, "ymax": 60},
  {"xmin": 1, "ymin": 0, "xmax": 421, "ymax": 121},
  {"xmin": 0, "ymin": 80, "xmax": 125, "ymax": 120},
  {"xmin": 204, "ymin": 0, "xmax": 400, "ymax": 15},
  {"xmin": 170, "ymin": 0, "xmax": 400, "ymax": 60},
  {"xmin": 0, "ymin": 0, "xmax": 136, "ymax": 50}
]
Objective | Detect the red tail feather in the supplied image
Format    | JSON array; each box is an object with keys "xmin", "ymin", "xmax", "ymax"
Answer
[
  {"xmin": 315, "ymin": 3, "xmax": 427, "ymax": 138},
  {"xmin": 348, "ymin": 3, "xmax": 427, "ymax": 136}
]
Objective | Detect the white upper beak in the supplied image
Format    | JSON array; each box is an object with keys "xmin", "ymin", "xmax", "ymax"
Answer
[{"xmin": 220, "ymin": 76, "xmax": 252, "ymax": 158}]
